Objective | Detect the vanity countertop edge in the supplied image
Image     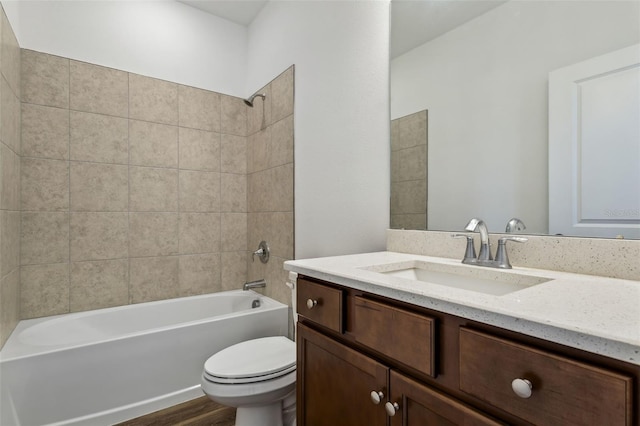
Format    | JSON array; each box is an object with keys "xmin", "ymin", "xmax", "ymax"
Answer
[{"xmin": 284, "ymin": 251, "xmax": 640, "ymax": 365}]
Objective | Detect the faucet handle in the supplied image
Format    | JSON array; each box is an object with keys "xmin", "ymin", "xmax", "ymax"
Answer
[
  {"xmin": 499, "ymin": 236, "xmax": 528, "ymax": 244},
  {"xmin": 451, "ymin": 233, "xmax": 469, "ymax": 238},
  {"xmin": 495, "ymin": 236, "xmax": 528, "ymax": 269},
  {"xmin": 451, "ymin": 233, "xmax": 477, "ymax": 263},
  {"xmin": 252, "ymin": 241, "xmax": 270, "ymax": 264}
]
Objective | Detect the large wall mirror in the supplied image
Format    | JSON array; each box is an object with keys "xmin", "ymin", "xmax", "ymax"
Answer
[{"xmin": 390, "ymin": 0, "xmax": 640, "ymax": 239}]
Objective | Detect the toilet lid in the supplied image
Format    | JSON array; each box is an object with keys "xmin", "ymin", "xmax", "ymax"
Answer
[{"xmin": 204, "ymin": 336, "xmax": 296, "ymax": 382}]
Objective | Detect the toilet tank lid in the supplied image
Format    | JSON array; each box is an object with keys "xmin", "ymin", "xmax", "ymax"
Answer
[{"xmin": 204, "ymin": 336, "xmax": 296, "ymax": 379}]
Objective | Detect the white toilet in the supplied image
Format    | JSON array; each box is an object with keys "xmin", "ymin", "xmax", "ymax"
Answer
[{"xmin": 201, "ymin": 335, "xmax": 297, "ymax": 426}]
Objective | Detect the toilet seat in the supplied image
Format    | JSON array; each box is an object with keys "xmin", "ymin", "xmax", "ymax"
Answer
[
  {"xmin": 204, "ymin": 336, "xmax": 295, "ymax": 385},
  {"xmin": 204, "ymin": 364, "xmax": 296, "ymax": 384}
]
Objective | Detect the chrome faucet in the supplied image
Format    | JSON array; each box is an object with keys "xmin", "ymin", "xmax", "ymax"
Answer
[
  {"xmin": 505, "ymin": 218, "xmax": 526, "ymax": 233},
  {"xmin": 453, "ymin": 218, "xmax": 528, "ymax": 269},
  {"xmin": 465, "ymin": 218, "xmax": 492, "ymax": 261},
  {"xmin": 243, "ymin": 279, "xmax": 266, "ymax": 291}
]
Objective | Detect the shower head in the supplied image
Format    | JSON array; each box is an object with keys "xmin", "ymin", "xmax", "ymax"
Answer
[{"xmin": 244, "ymin": 93, "xmax": 266, "ymax": 107}]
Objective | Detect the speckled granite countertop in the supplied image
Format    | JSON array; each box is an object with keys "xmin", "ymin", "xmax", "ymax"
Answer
[{"xmin": 284, "ymin": 251, "xmax": 640, "ymax": 365}]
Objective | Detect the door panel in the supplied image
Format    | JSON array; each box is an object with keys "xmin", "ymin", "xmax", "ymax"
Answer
[
  {"xmin": 549, "ymin": 43, "xmax": 640, "ymax": 238},
  {"xmin": 297, "ymin": 323, "xmax": 388, "ymax": 426},
  {"xmin": 389, "ymin": 370, "xmax": 504, "ymax": 426}
]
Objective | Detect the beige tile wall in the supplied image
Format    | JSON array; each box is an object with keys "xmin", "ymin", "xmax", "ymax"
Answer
[
  {"xmin": 390, "ymin": 110, "xmax": 427, "ymax": 230},
  {"xmin": 0, "ymin": 5, "xmax": 21, "ymax": 347},
  {"xmin": 19, "ymin": 49, "xmax": 262, "ymax": 319},
  {"xmin": 246, "ymin": 66, "xmax": 295, "ymax": 306}
]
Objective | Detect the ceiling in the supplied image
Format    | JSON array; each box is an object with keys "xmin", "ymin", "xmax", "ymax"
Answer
[
  {"xmin": 177, "ymin": 0, "xmax": 506, "ymax": 59},
  {"xmin": 390, "ymin": 0, "xmax": 506, "ymax": 58},
  {"xmin": 177, "ymin": 0, "xmax": 268, "ymax": 26}
]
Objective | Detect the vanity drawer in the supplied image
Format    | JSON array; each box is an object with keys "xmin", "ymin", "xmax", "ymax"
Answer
[
  {"xmin": 296, "ymin": 278, "xmax": 344, "ymax": 333},
  {"xmin": 354, "ymin": 296, "xmax": 436, "ymax": 377},
  {"xmin": 459, "ymin": 328, "xmax": 633, "ymax": 426}
]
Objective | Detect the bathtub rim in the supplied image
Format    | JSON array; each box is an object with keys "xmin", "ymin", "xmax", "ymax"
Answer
[
  {"xmin": 0, "ymin": 290, "xmax": 288, "ymax": 362},
  {"xmin": 43, "ymin": 385, "xmax": 204, "ymax": 426}
]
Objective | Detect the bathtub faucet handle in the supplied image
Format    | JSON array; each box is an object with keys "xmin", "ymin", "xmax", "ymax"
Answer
[{"xmin": 252, "ymin": 241, "xmax": 270, "ymax": 264}]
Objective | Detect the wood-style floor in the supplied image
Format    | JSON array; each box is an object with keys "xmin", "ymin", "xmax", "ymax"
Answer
[{"xmin": 115, "ymin": 396, "xmax": 236, "ymax": 426}]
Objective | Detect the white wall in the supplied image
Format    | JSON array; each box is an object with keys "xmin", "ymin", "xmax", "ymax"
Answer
[
  {"xmin": 2, "ymin": 0, "xmax": 247, "ymax": 96},
  {"xmin": 391, "ymin": 1, "xmax": 640, "ymax": 234},
  {"xmin": 247, "ymin": 1, "xmax": 390, "ymax": 259}
]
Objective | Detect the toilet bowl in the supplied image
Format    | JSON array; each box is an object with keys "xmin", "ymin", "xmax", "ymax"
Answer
[{"xmin": 201, "ymin": 335, "xmax": 296, "ymax": 426}]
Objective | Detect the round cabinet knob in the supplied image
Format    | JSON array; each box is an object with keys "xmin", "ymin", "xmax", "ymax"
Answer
[
  {"xmin": 511, "ymin": 378, "xmax": 533, "ymax": 398},
  {"xmin": 306, "ymin": 299, "xmax": 318, "ymax": 309},
  {"xmin": 385, "ymin": 401, "xmax": 401, "ymax": 416},
  {"xmin": 370, "ymin": 390, "xmax": 384, "ymax": 405}
]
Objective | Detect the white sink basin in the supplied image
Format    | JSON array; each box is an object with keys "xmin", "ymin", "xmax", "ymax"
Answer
[{"xmin": 362, "ymin": 261, "xmax": 551, "ymax": 296}]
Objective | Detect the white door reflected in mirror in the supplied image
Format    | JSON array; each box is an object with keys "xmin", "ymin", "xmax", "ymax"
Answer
[{"xmin": 549, "ymin": 44, "xmax": 640, "ymax": 239}]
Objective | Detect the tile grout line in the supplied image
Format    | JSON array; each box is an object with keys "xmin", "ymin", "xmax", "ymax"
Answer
[
  {"xmin": 217, "ymin": 93, "xmax": 223, "ymax": 290},
  {"xmin": 127, "ymin": 71, "xmax": 131, "ymax": 305},
  {"xmin": 177, "ymin": 85, "xmax": 182, "ymax": 296},
  {"xmin": 67, "ymin": 57, "xmax": 71, "ymax": 314},
  {"xmin": 17, "ymin": 47, "xmax": 23, "ymax": 324}
]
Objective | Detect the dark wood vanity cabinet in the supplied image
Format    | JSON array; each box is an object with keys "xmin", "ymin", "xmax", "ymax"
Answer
[
  {"xmin": 297, "ymin": 323, "xmax": 499, "ymax": 426},
  {"xmin": 459, "ymin": 328, "xmax": 633, "ymax": 425},
  {"xmin": 388, "ymin": 370, "xmax": 503, "ymax": 426},
  {"xmin": 297, "ymin": 323, "xmax": 388, "ymax": 426},
  {"xmin": 296, "ymin": 278, "xmax": 344, "ymax": 333},
  {"xmin": 353, "ymin": 296, "xmax": 436, "ymax": 377},
  {"xmin": 295, "ymin": 275, "xmax": 639, "ymax": 426}
]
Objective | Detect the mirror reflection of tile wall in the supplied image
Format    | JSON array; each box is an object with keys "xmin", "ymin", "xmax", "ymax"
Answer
[{"xmin": 390, "ymin": 110, "xmax": 427, "ymax": 230}]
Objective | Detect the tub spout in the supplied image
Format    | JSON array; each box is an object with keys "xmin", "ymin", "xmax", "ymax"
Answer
[{"xmin": 243, "ymin": 279, "xmax": 266, "ymax": 291}]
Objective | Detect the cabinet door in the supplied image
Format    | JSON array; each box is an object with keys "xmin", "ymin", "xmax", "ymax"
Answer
[
  {"xmin": 388, "ymin": 370, "xmax": 504, "ymax": 426},
  {"xmin": 297, "ymin": 323, "xmax": 388, "ymax": 426}
]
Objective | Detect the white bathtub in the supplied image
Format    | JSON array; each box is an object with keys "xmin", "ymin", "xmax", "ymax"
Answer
[{"xmin": 0, "ymin": 290, "xmax": 289, "ymax": 426}]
